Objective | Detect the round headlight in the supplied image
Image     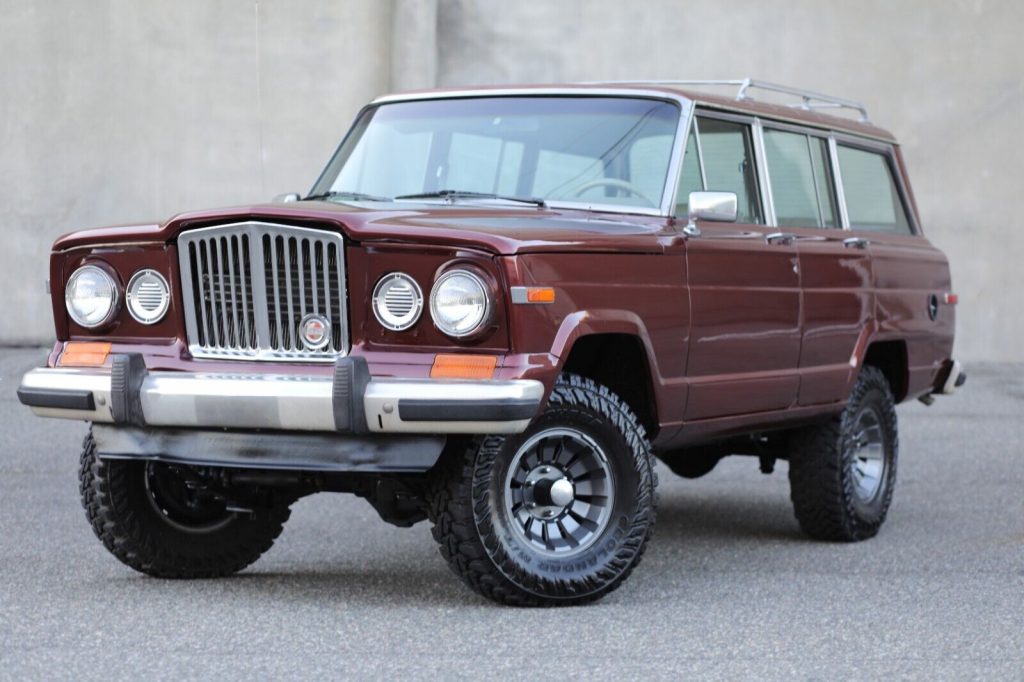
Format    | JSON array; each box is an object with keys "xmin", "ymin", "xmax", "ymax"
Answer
[
  {"xmin": 65, "ymin": 265, "xmax": 120, "ymax": 329},
  {"xmin": 372, "ymin": 273, "xmax": 424, "ymax": 331},
  {"xmin": 126, "ymin": 269, "xmax": 170, "ymax": 325},
  {"xmin": 430, "ymin": 269, "xmax": 491, "ymax": 338}
]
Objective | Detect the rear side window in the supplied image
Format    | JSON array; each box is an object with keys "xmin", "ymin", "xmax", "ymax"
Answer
[
  {"xmin": 763, "ymin": 129, "xmax": 838, "ymax": 228},
  {"xmin": 836, "ymin": 145, "xmax": 913, "ymax": 234}
]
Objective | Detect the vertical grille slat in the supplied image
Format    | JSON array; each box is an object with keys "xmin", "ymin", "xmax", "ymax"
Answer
[
  {"xmin": 178, "ymin": 222, "xmax": 348, "ymax": 361},
  {"xmin": 225, "ymin": 236, "xmax": 239, "ymax": 348}
]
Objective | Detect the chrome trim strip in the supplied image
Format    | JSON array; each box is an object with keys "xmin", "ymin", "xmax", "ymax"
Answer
[
  {"xmin": 751, "ymin": 117, "xmax": 777, "ymax": 227},
  {"xmin": 828, "ymin": 136, "xmax": 852, "ymax": 230},
  {"xmin": 20, "ymin": 367, "xmax": 544, "ymax": 435}
]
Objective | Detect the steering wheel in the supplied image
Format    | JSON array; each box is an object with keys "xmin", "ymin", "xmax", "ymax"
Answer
[{"xmin": 568, "ymin": 178, "xmax": 655, "ymax": 207}]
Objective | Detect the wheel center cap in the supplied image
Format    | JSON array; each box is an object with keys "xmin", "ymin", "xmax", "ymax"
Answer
[
  {"xmin": 524, "ymin": 466, "xmax": 575, "ymax": 518},
  {"xmin": 548, "ymin": 478, "xmax": 574, "ymax": 507}
]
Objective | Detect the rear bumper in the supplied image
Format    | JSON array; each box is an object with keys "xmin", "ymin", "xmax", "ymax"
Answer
[
  {"xmin": 935, "ymin": 359, "xmax": 967, "ymax": 395},
  {"xmin": 17, "ymin": 354, "xmax": 544, "ymax": 435}
]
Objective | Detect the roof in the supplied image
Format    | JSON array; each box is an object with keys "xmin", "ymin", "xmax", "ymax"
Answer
[{"xmin": 372, "ymin": 81, "xmax": 896, "ymax": 143}]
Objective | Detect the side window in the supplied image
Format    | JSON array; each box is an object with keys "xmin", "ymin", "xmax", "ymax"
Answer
[
  {"xmin": 692, "ymin": 117, "xmax": 763, "ymax": 224},
  {"xmin": 836, "ymin": 145, "xmax": 913, "ymax": 234},
  {"xmin": 763, "ymin": 129, "xmax": 838, "ymax": 228}
]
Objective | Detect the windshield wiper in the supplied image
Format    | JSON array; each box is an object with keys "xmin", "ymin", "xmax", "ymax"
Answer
[
  {"xmin": 305, "ymin": 190, "xmax": 393, "ymax": 202},
  {"xmin": 394, "ymin": 190, "xmax": 546, "ymax": 207}
]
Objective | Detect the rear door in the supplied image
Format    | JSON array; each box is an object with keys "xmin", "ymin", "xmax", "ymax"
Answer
[
  {"xmin": 833, "ymin": 139, "xmax": 953, "ymax": 398},
  {"xmin": 679, "ymin": 113, "xmax": 802, "ymax": 420},
  {"xmin": 759, "ymin": 125, "xmax": 873, "ymax": 406}
]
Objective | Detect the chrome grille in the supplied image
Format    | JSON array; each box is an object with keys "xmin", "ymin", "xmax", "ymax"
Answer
[{"xmin": 178, "ymin": 222, "xmax": 348, "ymax": 361}]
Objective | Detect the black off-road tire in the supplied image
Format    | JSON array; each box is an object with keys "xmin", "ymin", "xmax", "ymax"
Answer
[
  {"xmin": 788, "ymin": 365, "xmax": 899, "ymax": 542},
  {"xmin": 79, "ymin": 429, "xmax": 291, "ymax": 578},
  {"xmin": 427, "ymin": 374, "xmax": 658, "ymax": 606}
]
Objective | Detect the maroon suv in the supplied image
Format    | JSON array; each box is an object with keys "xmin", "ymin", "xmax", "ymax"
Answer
[{"xmin": 18, "ymin": 80, "xmax": 963, "ymax": 605}]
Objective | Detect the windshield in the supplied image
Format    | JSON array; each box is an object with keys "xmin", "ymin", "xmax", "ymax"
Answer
[{"xmin": 311, "ymin": 96, "xmax": 681, "ymax": 212}]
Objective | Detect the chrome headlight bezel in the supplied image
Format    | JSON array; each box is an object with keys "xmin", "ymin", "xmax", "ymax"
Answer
[
  {"xmin": 125, "ymin": 269, "xmax": 171, "ymax": 325},
  {"xmin": 372, "ymin": 272, "xmax": 424, "ymax": 331},
  {"xmin": 429, "ymin": 269, "xmax": 492, "ymax": 339},
  {"xmin": 65, "ymin": 264, "xmax": 120, "ymax": 329}
]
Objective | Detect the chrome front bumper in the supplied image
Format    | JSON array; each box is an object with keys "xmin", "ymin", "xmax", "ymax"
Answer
[{"xmin": 18, "ymin": 355, "xmax": 544, "ymax": 435}]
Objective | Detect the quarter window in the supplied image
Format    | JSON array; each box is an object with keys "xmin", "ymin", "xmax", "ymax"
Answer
[
  {"xmin": 763, "ymin": 130, "xmax": 838, "ymax": 228},
  {"xmin": 836, "ymin": 145, "xmax": 913, "ymax": 234}
]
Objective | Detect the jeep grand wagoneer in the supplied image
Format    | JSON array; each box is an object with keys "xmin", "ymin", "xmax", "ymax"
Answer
[{"xmin": 18, "ymin": 80, "xmax": 962, "ymax": 605}]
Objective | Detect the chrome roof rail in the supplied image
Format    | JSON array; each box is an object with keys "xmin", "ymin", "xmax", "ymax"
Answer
[{"xmin": 588, "ymin": 78, "xmax": 870, "ymax": 123}]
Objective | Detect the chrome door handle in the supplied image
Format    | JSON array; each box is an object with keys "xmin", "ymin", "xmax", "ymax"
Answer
[
  {"xmin": 766, "ymin": 232, "xmax": 796, "ymax": 245},
  {"xmin": 843, "ymin": 237, "xmax": 870, "ymax": 249}
]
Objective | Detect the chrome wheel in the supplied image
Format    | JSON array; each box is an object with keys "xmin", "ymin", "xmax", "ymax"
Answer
[
  {"xmin": 849, "ymin": 407, "xmax": 885, "ymax": 502},
  {"xmin": 503, "ymin": 427, "xmax": 615, "ymax": 556}
]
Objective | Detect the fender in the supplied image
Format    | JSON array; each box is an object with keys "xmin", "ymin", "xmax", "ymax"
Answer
[{"xmin": 547, "ymin": 308, "xmax": 686, "ymax": 434}]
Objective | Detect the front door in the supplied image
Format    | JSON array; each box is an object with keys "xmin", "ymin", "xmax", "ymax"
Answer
[{"xmin": 680, "ymin": 114, "xmax": 802, "ymax": 420}]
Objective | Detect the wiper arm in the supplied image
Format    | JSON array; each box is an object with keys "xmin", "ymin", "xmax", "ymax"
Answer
[
  {"xmin": 394, "ymin": 190, "xmax": 545, "ymax": 207},
  {"xmin": 304, "ymin": 190, "xmax": 393, "ymax": 202}
]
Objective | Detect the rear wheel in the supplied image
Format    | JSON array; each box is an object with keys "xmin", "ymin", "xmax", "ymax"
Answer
[
  {"xmin": 427, "ymin": 374, "xmax": 657, "ymax": 606},
  {"xmin": 788, "ymin": 366, "xmax": 898, "ymax": 541},
  {"xmin": 79, "ymin": 429, "xmax": 292, "ymax": 578}
]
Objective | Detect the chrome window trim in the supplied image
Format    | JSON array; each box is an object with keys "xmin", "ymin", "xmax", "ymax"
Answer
[
  {"xmin": 828, "ymin": 136, "xmax": 852, "ymax": 230},
  {"xmin": 178, "ymin": 221, "xmax": 350, "ymax": 363},
  {"xmin": 357, "ymin": 88, "xmax": 693, "ymax": 218},
  {"xmin": 691, "ymin": 100, "xmax": 895, "ymax": 144},
  {"xmin": 751, "ymin": 117, "xmax": 777, "ymax": 227}
]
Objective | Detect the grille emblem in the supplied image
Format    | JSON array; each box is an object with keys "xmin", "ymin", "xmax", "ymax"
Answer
[{"xmin": 300, "ymin": 313, "xmax": 331, "ymax": 350}]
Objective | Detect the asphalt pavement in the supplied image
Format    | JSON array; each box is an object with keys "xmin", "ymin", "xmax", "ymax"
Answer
[{"xmin": 1, "ymin": 348, "xmax": 1021, "ymax": 680}]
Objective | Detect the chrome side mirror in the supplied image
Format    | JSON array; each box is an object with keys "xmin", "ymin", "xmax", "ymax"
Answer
[
  {"xmin": 683, "ymin": 191, "xmax": 738, "ymax": 237},
  {"xmin": 273, "ymin": 193, "xmax": 301, "ymax": 203}
]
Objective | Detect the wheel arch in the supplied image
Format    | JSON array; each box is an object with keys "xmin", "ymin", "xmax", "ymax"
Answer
[
  {"xmin": 861, "ymin": 339, "xmax": 909, "ymax": 403},
  {"xmin": 555, "ymin": 320, "xmax": 661, "ymax": 437}
]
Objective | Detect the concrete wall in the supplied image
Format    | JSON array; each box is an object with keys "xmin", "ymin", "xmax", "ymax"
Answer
[
  {"xmin": 1, "ymin": 0, "xmax": 393, "ymax": 343},
  {"xmin": 2, "ymin": 0, "xmax": 1020, "ymax": 360}
]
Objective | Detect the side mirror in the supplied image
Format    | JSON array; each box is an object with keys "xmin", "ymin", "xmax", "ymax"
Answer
[
  {"xmin": 683, "ymin": 191, "xmax": 738, "ymax": 237},
  {"xmin": 273, "ymin": 193, "xmax": 301, "ymax": 203}
]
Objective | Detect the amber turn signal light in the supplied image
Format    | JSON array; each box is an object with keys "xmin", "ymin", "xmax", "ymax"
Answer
[
  {"xmin": 430, "ymin": 354, "xmax": 497, "ymax": 379},
  {"xmin": 59, "ymin": 342, "xmax": 111, "ymax": 367},
  {"xmin": 526, "ymin": 287, "xmax": 556, "ymax": 303}
]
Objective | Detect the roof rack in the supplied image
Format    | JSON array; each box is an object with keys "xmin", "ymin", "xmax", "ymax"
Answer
[{"xmin": 593, "ymin": 78, "xmax": 870, "ymax": 123}]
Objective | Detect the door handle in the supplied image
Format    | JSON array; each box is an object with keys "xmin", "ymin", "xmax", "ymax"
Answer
[
  {"xmin": 765, "ymin": 232, "xmax": 796, "ymax": 245},
  {"xmin": 843, "ymin": 237, "xmax": 870, "ymax": 249}
]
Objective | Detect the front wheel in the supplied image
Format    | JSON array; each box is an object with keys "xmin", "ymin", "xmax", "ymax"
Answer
[
  {"xmin": 427, "ymin": 374, "xmax": 658, "ymax": 606},
  {"xmin": 79, "ymin": 430, "xmax": 292, "ymax": 578},
  {"xmin": 788, "ymin": 366, "xmax": 899, "ymax": 541}
]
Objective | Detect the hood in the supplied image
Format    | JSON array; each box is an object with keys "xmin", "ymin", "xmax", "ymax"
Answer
[{"xmin": 53, "ymin": 200, "xmax": 673, "ymax": 255}]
